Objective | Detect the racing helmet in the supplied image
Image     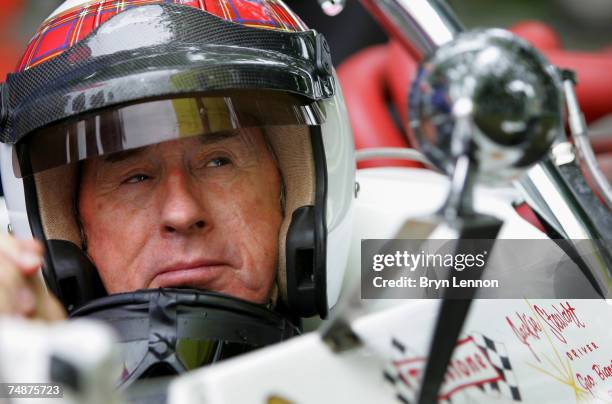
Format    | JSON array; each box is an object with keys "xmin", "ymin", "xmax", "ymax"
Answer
[{"xmin": 0, "ymin": 0, "xmax": 355, "ymax": 321}]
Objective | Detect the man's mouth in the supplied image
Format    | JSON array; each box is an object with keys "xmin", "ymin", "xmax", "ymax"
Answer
[{"xmin": 150, "ymin": 260, "xmax": 228, "ymax": 289}]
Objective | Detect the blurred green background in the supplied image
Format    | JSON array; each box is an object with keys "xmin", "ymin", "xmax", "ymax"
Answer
[{"xmin": 450, "ymin": 0, "xmax": 612, "ymax": 50}]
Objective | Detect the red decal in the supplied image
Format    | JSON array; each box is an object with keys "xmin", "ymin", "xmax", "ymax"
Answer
[
  {"xmin": 393, "ymin": 337, "xmax": 503, "ymax": 401},
  {"xmin": 592, "ymin": 359, "xmax": 612, "ymax": 382},
  {"xmin": 565, "ymin": 342, "xmax": 600, "ymax": 361},
  {"xmin": 577, "ymin": 372, "xmax": 597, "ymax": 397},
  {"xmin": 533, "ymin": 301, "xmax": 586, "ymax": 344},
  {"xmin": 506, "ymin": 311, "xmax": 543, "ymax": 362}
]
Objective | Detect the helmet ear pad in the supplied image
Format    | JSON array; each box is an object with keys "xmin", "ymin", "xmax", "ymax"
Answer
[
  {"xmin": 26, "ymin": 126, "xmax": 327, "ymax": 317},
  {"xmin": 266, "ymin": 126, "xmax": 327, "ymax": 318},
  {"xmin": 24, "ymin": 164, "xmax": 105, "ymax": 313}
]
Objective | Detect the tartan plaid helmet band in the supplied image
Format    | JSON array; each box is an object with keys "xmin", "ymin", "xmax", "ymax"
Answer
[
  {"xmin": 0, "ymin": 1, "xmax": 334, "ymax": 144},
  {"xmin": 19, "ymin": 0, "xmax": 308, "ymax": 72}
]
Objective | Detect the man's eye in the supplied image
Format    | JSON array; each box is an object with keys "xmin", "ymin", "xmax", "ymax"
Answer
[
  {"xmin": 124, "ymin": 174, "xmax": 150, "ymax": 184},
  {"xmin": 205, "ymin": 157, "xmax": 231, "ymax": 168}
]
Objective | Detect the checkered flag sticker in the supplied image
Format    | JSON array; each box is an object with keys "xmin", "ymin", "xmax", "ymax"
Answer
[
  {"xmin": 382, "ymin": 338, "xmax": 454, "ymax": 404},
  {"xmin": 383, "ymin": 338, "xmax": 417, "ymax": 404},
  {"xmin": 471, "ymin": 333, "xmax": 522, "ymax": 402},
  {"xmin": 382, "ymin": 338, "xmax": 410, "ymax": 404}
]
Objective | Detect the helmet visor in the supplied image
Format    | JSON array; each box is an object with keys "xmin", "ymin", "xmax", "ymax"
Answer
[{"xmin": 15, "ymin": 91, "xmax": 326, "ymax": 177}]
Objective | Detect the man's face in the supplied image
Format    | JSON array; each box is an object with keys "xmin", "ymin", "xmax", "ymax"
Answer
[{"xmin": 78, "ymin": 129, "xmax": 282, "ymax": 304}]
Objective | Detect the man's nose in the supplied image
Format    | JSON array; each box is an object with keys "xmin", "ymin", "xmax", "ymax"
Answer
[{"xmin": 159, "ymin": 170, "xmax": 207, "ymax": 235}]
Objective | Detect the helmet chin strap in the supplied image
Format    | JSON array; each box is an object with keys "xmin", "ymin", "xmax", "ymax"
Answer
[{"xmin": 71, "ymin": 288, "xmax": 301, "ymax": 385}]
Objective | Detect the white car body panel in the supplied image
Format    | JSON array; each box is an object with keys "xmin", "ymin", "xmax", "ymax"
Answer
[{"xmin": 168, "ymin": 168, "xmax": 610, "ymax": 404}]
